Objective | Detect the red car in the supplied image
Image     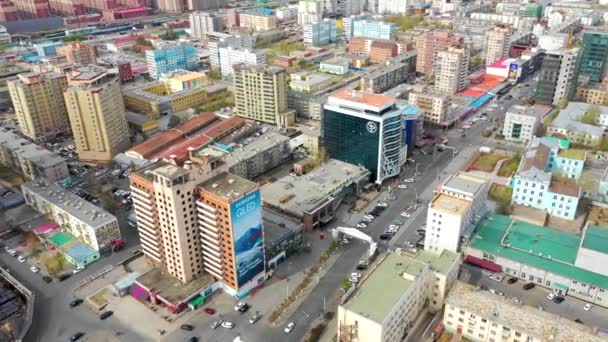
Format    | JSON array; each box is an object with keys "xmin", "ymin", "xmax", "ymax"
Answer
[{"xmin": 204, "ymin": 308, "xmax": 216, "ymax": 315}]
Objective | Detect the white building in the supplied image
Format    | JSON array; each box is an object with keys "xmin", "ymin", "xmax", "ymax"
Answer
[
  {"xmin": 303, "ymin": 19, "xmax": 337, "ymax": 47},
  {"xmin": 425, "ymin": 172, "xmax": 487, "ymax": 254},
  {"xmin": 538, "ymin": 33, "xmax": 569, "ymax": 50},
  {"xmin": 435, "ymin": 45, "xmax": 469, "ymax": 94},
  {"xmin": 408, "ymin": 90, "xmax": 450, "ymax": 124},
  {"xmin": 484, "ymin": 25, "xmax": 512, "ymax": 66},
  {"xmin": 189, "ymin": 11, "xmax": 221, "ymax": 39},
  {"xmin": 502, "ymin": 105, "xmax": 543, "ymax": 144},
  {"xmin": 470, "ymin": 13, "xmax": 535, "ymax": 32},
  {"xmin": 336, "ymin": 0, "xmax": 364, "ymax": 16},
  {"xmin": 444, "ymin": 281, "xmax": 608, "ymax": 342},
  {"xmin": 218, "ymin": 47, "xmax": 266, "ymax": 76},
  {"xmin": 275, "ymin": 5, "xmax": 298, "ymax": 21},
  {"xmin": 342, "ymin": 13, "xmax": 373, "ymax": 39},
  {"xmin": 548, "ymin": 10, "xmax": 566, "ymax": 29},
  {"xmin": 297, "ymin": 0, "xmax": 322, "ymax": 25},
  {"xmin": 338, "ymin": 250, "xmax": 460, "ymax": 342},
  {"xmin": 208, "ymin": 33, "xmax": 254, "ymax": 69},
  {"xmin": 378, "ymin": 0, "xmax": 418, "ymax": 15}
]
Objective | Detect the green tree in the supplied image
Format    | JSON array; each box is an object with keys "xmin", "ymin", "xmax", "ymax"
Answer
[
  {"xmin": 164, "ymin": 29, "xmax": 178, "ymax": 40},
  {"xmin": 581, "ymin": 105, "xmax": 600, "ymax": 124},
  {"xmin": 206, "ymin": 68, "xmax": 221, "ymax": 80},
  {"xmin": 470, "ymin": 55, "xmax": 483, "ymax": 69},
  {"xmin": 60, "ymin": 34, "xmax": 87, "ymax": 42},
  {"xmin": 168, "ymin": 115, "xmax": 182, "ymax": 128},
  {"xmin": 135, "ymin": 38, "xmax": 153, "ymax": 47},
  {"xmin": 386, "ymin": 15, "xmax": 424, "ymax": 31}
]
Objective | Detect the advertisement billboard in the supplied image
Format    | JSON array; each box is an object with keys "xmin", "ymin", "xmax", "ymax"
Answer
[
  {"xmin": 508, "ymin": 63, "xmax": 519, "ymax": 81},
  {"xmin": 230, "ymin": 189, "xmax": 265, "ymax": 287}
]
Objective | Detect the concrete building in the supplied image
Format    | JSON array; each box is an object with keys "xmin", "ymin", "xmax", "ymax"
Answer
[
  {"xmin": 444, "ymin": 281, "xmax": 607, "ymax": 341},
  {"xmin": 14, "ymin": 0, "xmax": 49, "ymax": 19},
  {"xmin": 159, "ymin": 70, "xmax": 206, "ymax": 92},
  {"xmin": 360, "ymin": 52, "xmax": 416, "ymax": 93},
  {"xmin": 538, "ymin": 33, "xmax": 569, "ymax": 51},
  {"xmin": 378, "ymin": 0, "xmax": 417, "ymax": 15},
  {"xmin": 547, "ymin": 102, "xmax": 606, "ymax": 147},
  {"xmin": 369, "ymin": 40, "xmax": 398, "ymax": 64},
  {"xmin": 0, "ymin": 2, "xmax": 18, "ymax": 22},
  {"xmin": 408, "ymin": 90, "xmax": 450, "ymax": 124},
  {"xmin": 218, "ymin": 47, "xmax": 266, "ymax": 77},
  {"xmin": 263, "ymin": 208, "xmax": 303, "ymax": 269},
  {"xmin": 145, "ymin": 42, "xmax": 198, "ymax": 80},
  {"xmin": 502, "ymin": 105, "xmax": 543, "ymax": 144},
  {"xmin": 319, "ymin": 58, "xmax": 350, "ymax": 75},
  {"xmin": 535, "ymin": 48, "xmax": 580, "ymax": 106},
  {"xmin": 352, "ymin": 20, "xmax": 396, "ymax": 41},
  {"xmin": 547, "ymin": 10, "xmax": 566, "ymax": 29},
  {"xmin": 297, "ymin": 0, "xmax": 322, "ymax": 25},
  {"xmin": 8, "ymin": 72, "xmax": 70, "ymax": 143},
  {"xmin": 425, "ymin": 172, "xmax": 487, "ymax": 254},
  {"xmin": 415, "ymin": 31, "xmax": 463, "ymax": 75},
  {"xmin": 0, "ymin": 128, "xmax": 68, "ymax": 182},
  {"xmin": 208, "ymin": 33, "xmax": 254, "ymax": 69},
  {"xmin": 289, "ymin": 71, "xmax": 332, "ymax": 93},
  {"xmin": 578, "ymin": 30, "xmax": 608, "ymax": 84},
  {"xmin": 303, "ymin": 19, "xmax": 337, "ymax": 47},
  {"xmin": 239, "ymin": 11, "xmax": 277, "ymax": 31},
  {"xmin": 64, "ymin": 66, "xmax": 130, "ymax": 163},
  {"xmin": 275, "ymin": 5, "xmax": 297, "ymax": 21},
  {"xmin": 196, "ymin": 172, "xmax": 266, "ymax": 297},
  {"xmin": 323, "ymin": 89, "xmax": 408, "ymax": 184},
  {"xmin": 35, "ymin": 42, "xmax": 64, "ymax": 57},
  {"xmin": 22, "ymin": 179, "xmax": 121, "ymax": 252},
  {"xmin": 484, "ymin": 24, "xmax": 512, "ymax": 66},
  {"xmin": 338, "ymin": 250, "xmax": 460, "ymax": 342},
  {"xmin": 435, "ymin": 45, "xmax": 469, "ymax": 94},
  {"xmin": 233, "ymin": 64, "xmax": 294, "ymax": 127},
  {"xmin": 59, "ymin": 42, "xmax": 98, "ymax": 66},
  {"xmin": 576, "ymin": 81, "xmax": 608, "ymax": 105},
  {"xmin": 189, "ymin": 11, "xmax": 222, "ymax": 39},
  {"xmin": 343, "ymin": 13, "xmax": 373, "ymax": 39},
  {"xmin": 223, "ymin": 132, "xmax": 291, "ymax": 180},
  {"xmin": 262, "ymin": 159, "xmax": 369, "ymax": 231}
]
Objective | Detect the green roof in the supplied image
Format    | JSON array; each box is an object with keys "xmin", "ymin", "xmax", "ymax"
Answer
[
  {"xmin": 558, "ymin": 148, "xmax": 586, "ymax": 161},
  {"xmin": 344, "ymin": 253, "xmax": 425, "ymax": 323},
  {"xmin": 415, "ymin": 250, "xmax": 459, "ymax": 274},
  {"xmin": 582, "ymin": 225, "xmax": 608, "ymax": 254},
  {"xmin": 470, "ymin": 214, "xmax": 608, "ymax": 288},
  {"xmin": 544, "ymin": 136, "xmax": 570, "ymax": 149},
  {"xmin": 48, "ymin": 232, "xmax": 74, "ymax": 247}
]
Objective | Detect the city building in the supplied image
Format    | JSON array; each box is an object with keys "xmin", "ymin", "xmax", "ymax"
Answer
[
  {"xmin": 262, "ymin": 208, "xmax": 304, "ymax": 269},
  {"xmin": 444, "ymin": 281, "xmax": 607, "ymax": 341},
  {"xmin": 0, "ymin": 2, "xmax": 18, "ymax": 22},
  {"xmin": 303, "ymin": 19, "xmax": 337, "ymax": 47},
  {"xmin": 154, "ymin": 0, "xmax": 222, "ymax": 13},
  {"xmin": 369, "ymin": 40, "xmax": 399, "ymax": 64},
  {"xmin": 502, "ymin": 105, "xmax": 543, "ymax": 144},
  {"xmin": 239, "ymin": 10, "xmax": 277, "ymax": 31},
  {"xmin": 547, "ymin": 102, "xmax": 606, "ymax": 147},
  {"xmin": 275, "ymin": 5, "xmax": 297, "ymax": 21},
  {"xmin": 218, "ymin": 47, "xmax": 266, "ymax": 77},
  {"xmin": 0, "ymin": 128, "xmax": 68, "ymax": 182},
  {"xmin": 159, "ymin": 70, "xmax": 206, "ymax": 92},
  {"xmin": 342, "ymin": 13, "xmax": 372, "ymax": 39},
  {"xmin": 538, "ymin": 33, "xmax": 569, "ymax": 51},
  {"xmin": 35, "ymin": 42, "xmax": 64, "ymax": 57},
  {"xmin": 22, "ymin": 179, "xmax": 121, "ymax": 253},
  {"xmin": 466, "ymin": 214, "xmax": 608, "ymax": 307},
  {"xmin": 577, "ymin": 81, "xmax": 608, "ymax": 105},
  {"xmin": 415, "ymin": 31, "xmax": 463, "ymax": 75},
  {"xmin": 378, "ymin": 0, "xmax": 417, "ymax": 15},
  {"xmin": 319, "ymin": 58, "xmax": 350, "ymax": 75},
  {"xmin": 548, "ymin": 10, "xmax": 566, "ymax": 29},
  {"xmin": 189, "ymin": 11, "xmax": 222, "ymax": 39},
  {"xmin": 484, "ymin": 24, "xmax": 512, "ymax": 66},
  {"xmin": 8, "ymin": 72, "xmax": 70, "ymax": 143},
  {"xmin": 221, "ymin": 132, "xmax": 291, "ymax": 179},
  {"xmin": 323, "ymin": 89, "xmax": 407, "ymax": 184},
  {"xmin": 64, "ymin": 66, "xmax": 130, "ymax": 163},
  {"xmin": 227, "ymin": 8, "xmax": 239, "ymax": 27},
  {"xmin": 14, "ymin": 0, "xmax": 49, "ymax": 18},
  {"xmin": 59, "ymin": 42, "xmax": 98, "ymax": 66},
  {"xmin": 578, "ymin": 30, "xmax": 608, "ymax": 84},
  {"xmin": 352, "ymin": 20, "xmax": 396, "ymax": 41},
  {"xmin": 233, "ymin": 64, "xmax": 294, "ymax": 127},
  {"xmin": 338, "ymin": 250, "xmax": 460, "ymax": 342},
  {"xmin": 196, "ymin": 172, "xmax": 266, "ymax": 297},
  {"xmin": 408, "ymin": 90, "xmax": 450, "ymax": 125},
  {"xmin": 145, "ymin": 42, "xmax": 198, "ymax": 80},
  {"xmin": 535, "ymin": 48, "xmax": 580, "ymax": 106},
  {"xmin": 360, "ymin": 52, "xmax": 417, "ymax": 93},
  {"xmin": 207, "ymin": 32, "xmax": 254, "ymax": 69},
  {"xmin": 425, "ymin": 172, "xmax": 488, "ymax": 254},
  {"xmin": 262, "ymin": 159, "xmax": 370, "ymax": 231},
  {"xmin": 290, "ymin": 71, "xmax": 332, "ymax": 93},
  {"xmin": 435, "ymin": 45, "xmax": 469, "ymax": 94},
  {"xmin": 297, "ymin": 0, "xmax": 322, "ymax": 25}
]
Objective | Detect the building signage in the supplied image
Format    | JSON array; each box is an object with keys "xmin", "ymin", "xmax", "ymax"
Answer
[{"xmin": 366, "ymin": 121, "xmax": 378, "ymax": 134}]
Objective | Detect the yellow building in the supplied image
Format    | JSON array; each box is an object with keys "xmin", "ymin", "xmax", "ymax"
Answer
[
  {"xmin": 8, "ymin": 72, "xmax": 71, "ymax": 143},
  {"xmin": 64, "ymin": 66, "xmax": 131, "ymax": 163},
  {"xmin": 576, "ymin": 83, "xmax": 608, "ymax": 105},
  {"xmin": 239, "ymin": 12, "xmax": 277, "ymax": 31},
  {"xmin": 159, "ymin": 69, "xmax": 207, "ymax": 92}
]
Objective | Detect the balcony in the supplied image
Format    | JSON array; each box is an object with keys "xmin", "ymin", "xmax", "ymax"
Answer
[
  {"xmin": 199, "ymin": 225, "xmax": 220, "ymax": 239},
  {"xmin": 201, "ymin": 237, "xmax": 221, "ymax": 253},
  {"xmin": 137, "ymin": 224, "xmax": 157, "ymax": 239},
  {"xmin": 136, "ymin": 216, "xmax": 155, "ymax": 230},
  {"xmin": 133, "ymin": 199, "xmax": 153, "ymax": 212},
  {"xmin": 204, "ymin": 265, "xmax": 223, "ymax": 280},
  {"xmin": 204, "ymin": 255, "xmax": 223, "ymax": 269},
  {"xmin": 143, "ymin": 249, "xmax": 162, "ymax": 263},
  {"xmin": 131, "ymin": 190, "xmax": 152, "ymax": 205},
  {"xmin": 197, "ymin": 208, "xmax": 217, "ymax": 221},
  {"xmin": 197, "ymin": 214, "xmax": 217, "ymax": 227},
  {"xmin": 196, "ymin": 200, "xmax": 217, "ymax": 213},
  {"xmin": 141, "ymin": 241, "xmax": 162, "ymax": 258},
  {"xmin": 201, "ymin": 243, "xmax": 222, "ymax": 260},
  {"xmin": 135, "ymin": 209, "xmax": 154, "ymax": 225}
]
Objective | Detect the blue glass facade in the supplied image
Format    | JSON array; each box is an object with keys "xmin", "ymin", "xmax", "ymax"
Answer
[{"xmin": 146, "ymin": 42, "xmax": 198, "ymax": 79}]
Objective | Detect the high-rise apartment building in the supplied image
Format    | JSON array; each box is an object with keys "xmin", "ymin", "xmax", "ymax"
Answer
[
  {"xmin": 408, "ymin": 90, "xmax": 450, "ymax": 124},
  {"xmin": 323, "ymin": 89, "xmax": 407, "ymax": 184},
  {"xmin": 218, "ymin": 47, "xmax": 266, "ymax": 77},
  {"xmin": 155, "ymin": 0, "xmax": 225, "ymax": 13},
  {"xmin": 14, "ymin": 0, "xmax": 49, "ymax": 18},
  {"xmin": 63, "ymin": 66, "xmax": 130, "ymax": 163},
  {"xmin": 196, "ymin": 172, "xmax": 266, "ymax": 296},
  {"xmin": 335, "ymin": 0, "xmax": 363, "ymax": 16},
  {"xmin": 0, "ymin": 1, "xmax": 19, "ymax": 22},
  {"xmin": 415, "ymin": 31, "xmax": 463, "ymax": 75},
  {"xmin": 435, "ymin": 45, "xmax": 469, "ymax": 94},
  {"xmin": 484, "ymin": 24, "xmax": 512, "ymax": 66},
  {"xmin": 60, "ymin": 42, "xmax": 98, "ymax": 66},
  {"xmin": 303, "ymin": 19, "xmax": 337, "ymax": 47},
  {"xmin": 8, "ymin": 73, "xmax": 70, "ymax": 143},
  {"xmin": 378, "ymin": 0, "xmax": 418, "ymax": 15},
  {"xmin": 578, "ymin": 31, "xmax": 608, "ymax": 84},
  {"xmin": 239, "ymin": 11, "xmax": 277, "ymax": 31},
  {"xmin": 190, "ymin": 11, "xmax": 222, "ymax": 39},
  {"xmin": 352, "ymin": 20, "xmax": 396, "ymax": 41},
  {"xmin": 233, "ymin": 64, "xmax": 295, "ymax": 127},
  {"xmin": 342, "ymin": 13, "xmax": 372, "ymax": 39},
  {"xmin": 145, "ymin": 42, "xmax": 198, "ymax": 79},
  {"xmin": 208, "ymin": 33, "xmax": 253, "ymax": 68},
  {"xmin": 535, "ymin": 48, "xmax": 580, "ymax": 105},
  {"xmin": 297, "ymin": 0, "xmax": 322, "ymax": 25}
]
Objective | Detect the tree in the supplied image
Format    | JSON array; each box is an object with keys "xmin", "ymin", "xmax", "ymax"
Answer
[
  {"xmin": 581, "ymin": 105, "xmax": 600, "ymax": 124},
  {"xmin": 206, "ymin": 68, "xmax": 221, "ymax": 80},
  {"xmin": 386, "ymin": 15, "xmax": 424, "ymax": 31},
  {"xmin": 135, "ymin": 38, "xmax": 153, "ymax": 47},
  {"xmin": 168, "ymin": 115, "xmax": 182, "ymax": 128},
  {"xmin": 164, "ymin": 29, "xmax": 178, "ymax": 40},
  {"xmin": 470, "ymin": 55, "xmax": 483, "ymax": 69},
  {"xmin": 60, "ymin": 34, "xmax": 86, "ymax": 42}
]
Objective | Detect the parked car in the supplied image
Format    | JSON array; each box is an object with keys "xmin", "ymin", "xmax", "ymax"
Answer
[
  {"xmin": 379, "ymin": 233, "xmax": 392, "ymax": 240},
  {"xmin": 489, "ymin": 274, "xmax": 504, "ymax": 282},
  {"xmin": 180, "ymin": 324, "xmax": 194, "ymax": 331},
  {"xmin": 350, "ymin": 272, "xmax": 361, "ymax": 279},
  {"xmin": 42, "ymin": 276, "xmax": 53, "ymax": 283},
  {"xmin": 416, "ymin": 229, "xmax": 426, "ymax": 236},
  {"xmin": 249, "ymin": 312, "xmax": 262, "ymax": 324},
  {"xmin": 553, "ymin": 296, "xmax": 565, "ymax": 304},
  {"xmin": 284, "ymin": 322, "xmax": 295, "ymax": 333},
  {"xmin": 400, "ymin": 212, "xmax": 411, "ymax": 218},
  {"xmin": 507, "ymin": 277, "xmax": 518, "ymax": 285},
  {"xmin": 73, "ymin": 266, "xmax": 84, "ymax": 274},
  {"xmin": 204, "ymin": 307, "xmax": 216, "ymax": 315},
  {"xmin": 188, "ymin": 337, "xmax": 199, "ymax": 342},
  {"xmin": 17, "ymin": 255, "xmax": 26, "ymax": 263},
  {"xmin": 584, "ymin": 303, "xmax": 593, "ymax": 311},
  {"xmin": 398, "ymin": 184, "xmax": 408, "ymax": 189},
  {"xmin": 377, "ymin": 202, "xmax": 388, "ymax": 207},
  {"xmin": 575, "ymin": 318, "xmax": 583, "ymax": 324},
  {"xmin": 523, "ymin": 283, "xmax": 535, "ymax": 290},
  {"xmin": 403, "ymin": 178, "xmax": 415, "ymax": 183},
  {"xmin": 405, "ymin": 241, "xmax": 415, "ymax": 248},
  {"xmin": 389, "ymin": 225, "xmax": 399, "ymax": 230},
  {"xmin": 546, "ymin": 292, "xmax": 556, "ymax": 301},
  {"xmin": 70, "ymin": 332, "xmax": 85, "ymax": 341},
  {"xmin": 29, "ymin": 266, "xmax": 39, "ymax": 273},
  {"xmin": 234, "ymin": 301, "xmax": 247, "ymax": 311},
  {"xmin": 221, "ymin": 321, "xmax": 234, "ymax": 329},
  {"xmin": 356, "ymin": 223, "xmax": 367, "ymax": 228},
  {"xmin": 69, "ymin": 298, "xmax": 83, "ymax": 308},
  {"xmin": 99, "ymin": 311, "xmax": 114, "ymax": 320},
  {"xmin": 58, "ymin": 274, "xmax": 71, "ymax": 282}
]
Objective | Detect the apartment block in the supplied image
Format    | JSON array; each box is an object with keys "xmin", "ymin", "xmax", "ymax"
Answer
[
  {"xmin": 218, "ymin": 47, "xmax": 266, "ymax": 77},
  {"xmin": 8, "ymin": 72, "xmax": 70, "ymax": 143},
  {"xmin": 578, "ymin": 30, "xmax": 608, "ymax": 84},
  {"xmin": 14, "ymin": 0, "xmax": 49, "ymax": 18},
  {"xmin": 484, "ymin": 24, "xmax": 512, "ymax": 65},
  {"xmin": 303, "ymin": 19, "xmax": 337, "ymax": 47},
  {"xmin": 189, "ymin": 11, "xmax": 222, "ymax": 39},
  {"xmin": 435, "ymin": 45, "xmax": 469, "ymax": 94},
  {"xmin": 275, "ymin": 5, "xmax": 297, "ymax": 21},
  {"xmin": 425, "ymin": 172, "xmax": 487, "ymax": 254},
  {"xmin": 196, "ymin": 172, "xmax": 266, "ymax": 296},
  {"xmin": 360, "ymin": 52, "xmax": 417, "ymax": 93},
  {"xmin": 297, "ymin": 0, "xmax": 322, "ymax": 25},
  {"xmin": 369, "ymin": 40, "xmax": 398, "ymax": 63},
  {"xmin": 239, "ymin": 11, "xmax": 277, "ymax": 31},
  {"xmin": 36, "ymin": 42, "xmax": 64, "ymax": 57},
  {"xmin": 59, "ymin": 42, "xmax": 98, "ymax": 66},
  {"xmin": 233, "ymin": 64, "xmax": 295, "ymax": 127},
  {"xmin": 576, "ymin": 82, "xmax": 608, "ymax": 105},
  {"xmin": 207, "ymin": 32, "xmax": 254, "ymax": 69},
  {"xmin": 64, "ymin": 66, "xmax": 130, "ymax": 163},
  {"xmin": 145, "ymin": 42, "xmax": 198, "ymax": 80},
  {"xmin": 502, "ymin": 105, "xmax": 542, "ymax": 144},
  {"xmin": 547, "ymin": 102, "xmax": 606, "ymax": 147},
  {"xmin": 0, "ymin": 1, "xmax": 18, "ymax": 22},
  {"xmin": 338, "ymin": 250, "xmax": 460, "ymax": 342},
  {"xmin": 0, "ymin": 128, "xmax": 68, "ymax": 182},
  {"xmin": 48, "ymin": 0, "xmax": 84, "ymax": 16},
  {"xmin": 352, "ymin": 20, "xmax": 396, "ymax": 41},
  {"xmin": 342, "ymin": 13, "xmax": 372, "ymax": 39},
  {"xmin": 408, "ymin": 90, "xmax": 450, "ymax": 124},
  {"xmin": 535, "ymin": 48, "xmax": 579, "ymax": 106},
  {"xmin": 378, "ymin": 0, "xmax": 415, "ymax": 15},
  {"xmin": 415, "ymin": 31, "xmax": 463, "ymax": 74}
]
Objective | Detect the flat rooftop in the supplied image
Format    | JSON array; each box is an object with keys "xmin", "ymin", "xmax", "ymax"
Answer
[
  {"xmin": 148, "ymin": 163, "xmax": 189, "ymax": 181},
  {"xmin": 330, "ymin": 88, "xmax": 395, "ymax": 109},
  {"xmin": 414, "ymin": 249, "xmax": 459, "ymax": 275},
  {"xmin": 136, "ymin": 267, "xmax": 215, "ymax": 305},
  {"xmin": 430, "ymin": 193, "xmax": 471, "ymax": 216},
  {"xmin": 263, "ymin": 208, "xmax": 303, "ymax": 245},
  {"xmin": 22, "ymin": 179, "xmax": 116, "ymax": 229},
  {"xmin": 224, "ymin": 132, "xmax": 289, "ymax": 165},
  {"xmin": 582, "ymin": 224, "xmax": 608, "ymax": 254},
  {"xmin": 469, "ymin": 214, "xmax": 608, "ymax": 288},
  {"xmin": 441, "ymin": 172, "xmax": 486, "ymax": 197},
  {"xmin": 446, "ymin": 281, "xmax": 607, "ymax": 342},
  {"xmin": 199, "ymin": 172, "xmax": 257, "ymax": 200},
  {"xmin": 0, "ymin": 129, "xmax": 65, "ymax": 168}
]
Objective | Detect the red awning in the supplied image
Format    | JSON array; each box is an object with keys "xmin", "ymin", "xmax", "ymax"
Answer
[{"xmin": 464, "ymin": 255, "xmax": 502, "ymax": 273}]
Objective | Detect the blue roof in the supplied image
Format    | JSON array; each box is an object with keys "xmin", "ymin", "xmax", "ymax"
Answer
[
  {"xmin": 65, "ymin": 242, "xmax": 98, "ymax": 263},
  {"xmin": 469, "ymin": 93, "xmax": 494, "ymax": 109},
  {"xmin": 399, "ymin": 104, "xmax": 422, "ymax": 116},
  {"xmin": 24, "ymin": 55, "xmax": 39, "ymax": 62}
]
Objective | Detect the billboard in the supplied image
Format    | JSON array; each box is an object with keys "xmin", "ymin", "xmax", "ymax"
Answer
[
  {"xmin": 508, "ymin": 63, "xmax": 519, "ymax": 81},
  {"xmin": 230, "ymin": 189, "xmax": 265, "ymax": 287}
]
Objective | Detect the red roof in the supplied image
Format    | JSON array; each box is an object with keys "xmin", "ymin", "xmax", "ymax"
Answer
[
  {"xmin": 151, "ymin": 133, "xmax": 211, "ymax": 163},
  {"xmin": 113, "ymin": 6, "xmax": 150, "ymax": 14},
  {"xmin": 175, "ymin": 112, "xmax": 217, "ymax": 135},
  {"xmin": 202, "ymin": 116, "xmax": 245, "ymax": 140},
  {"xmin": 128, "ymin": 130, "xmax": 182, "ymax": 158},
  {"xmin": 458, "ymin": 72, "xmax": 506, "ymax": 98},
  {"xmin": 488, "ymin": 58, "xmax": 508, "ymax": 68},
  {"xmin": 114, "ymin": 34, "xmax": 158, "ymax": 45}
]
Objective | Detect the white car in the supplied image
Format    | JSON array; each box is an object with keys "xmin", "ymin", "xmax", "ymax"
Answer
[
  {"xmin": 350, "ymin": 272, "xmax": 361, "ymax": 279},
  {"xmin": 400, "ymin": 212, "xmax": 411, "ymax": 218},
  {"xmin": 284, "ymin": 322, "xmax": 295, "ymax": 333},
  {"xmin": 356, "ymin": 223, "xmax": 367, "ymax": 228},
  {"xmin": 73, "ymin": 267, "xmax": 84, "ymax": 274},
  {"xmin": 234, "ymin": 301, "xmax": 247, "ymax": 311},
  {"xmin": 6, "ymin": 249, "xmax": 17, "ymax": 256},
  {"xmin": 403, "ymin": 178, "xmax": 415, "ymax": 183},
  {"xmin": 221, "ymin": 321, "xmax": 234, "ymax": 329},
  {"xmin": 377, "ymin": 202, "xmax": 388, "ymax": 207},
  {"xmin": 29, "ymin": 266, "xmax": 39, "ymax": 273},
  {"xmin": 389, "ymin": 225, "xmax": 399, "ymax": 230},
  {"xmin": 364, "ymin": 215, "xmax": 374, "ymax": 220},
  {"xmin": 405, "ymin": 241, "xmax": 415, "ymax": 248},
  {"xmin": 489, "ymin": 274, "xmax": 504, "ymax": 282},
  {"xmin": 584, "ymin": 303, "xmax": 592, "ymax": 311},
  {"xmin": 397, "ymin": 184, "xmax": 408, "ymax": 189},
  {"xmin": 17, "ymin": 255, "xmax": 26, "ymax": 263},
  {"xmin": 546, "ymin": 293, "xmax": 556, "ymax": 301}
]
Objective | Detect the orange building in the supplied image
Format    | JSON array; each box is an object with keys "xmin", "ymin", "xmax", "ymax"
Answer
[{"xmin": 369, "ymin": 40, "xmax": 398, "ymax": 63}]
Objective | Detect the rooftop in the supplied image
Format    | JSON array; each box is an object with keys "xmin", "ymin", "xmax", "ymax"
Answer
[
  {"xmin": 446, "ymin": 281, "xmax": 607, "ymax": 342},
  {"xmin": 22, "ymin": 179, "xmax": 116, "ymax": 229},
  {"xmin": 148, "ymin": 163, "xmax": 189, "ymax": 180},
  {"xmin": 441, "ymin": 172, "xmax": 487, "ymax": 197},
  {"xmin": 469, "ymin": 214, "xmax": 608, "ymax": 288},
  {"xmin": 548, "ymin": 180, "xmax": 581, "ymax": 197},
  {"xmin": 506, "ymin": 104, "xmax": 544, "ymax": 118},
  {"xmin": 430, "ymin": 193, "xmax": 471, "ymax": 215},
  {"xmin": 135, "ymin": 267, "xmax": 215, "ymax": 305},
  {"xmin": 124, "ymin": 81, "xmax": 227, "ymax": 104},
  {"xmin": 263, "ymin": 208, "xmax": 303, "ymax": 246},
  {"xmin": 551, "ymin": 102, "xmax": 606, "ymax": 137},
  {"xmin": 581, "ymin": 224, "xmax": 608, "ymax": 254},
  {"xmin": 330, "ymin": 88, "xmax": 395, "ymax": 109},
  {"xmin": 68, "ymin": 65, "xmax": 107, "ymax": 82},
  {"xmin": 0, "ymin": 129, "xmax": 66, "ymax": 169},
  {"xmin": 199, "ymin": 172, "xmax": 257, "ymax": 200},
  {"xmin": 557, "ymin": 148, "xmax": 586, "ymax": 160},
  {"xmin": 414, "ymin": 249, "xmax": 459, "ymax": 274}
]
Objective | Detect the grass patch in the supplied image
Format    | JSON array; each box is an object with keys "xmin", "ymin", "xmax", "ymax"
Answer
[
  {"xmin": 497, "ymin": 155, "xmax": 521, "ymax": 177},
  {"xmin": 0, "ymin": 164, "xmax": 24, "ymax": 186},
  {"xmin": 489, "ymin": 183, "xmax": 513, "ymax": 203},
  {"xmin": 588, "ymin": 206, "xmax": 608, "ymax": 227},
  {"xmin": 472, "ymin": 153, "xmax": 505, "ymax": 172},
  {"xmin": 558, "ymin": 148, "xmax": 587, "ymax": 160}
]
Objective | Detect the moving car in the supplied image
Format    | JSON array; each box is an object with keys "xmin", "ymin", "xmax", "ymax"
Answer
[
  {"xmin": 17, "ymin": 255, "xmax": 26, "ymax": 263},
  {"xmin": 397, "ymin": 184, "xmax": 408, "ymax": 189},
  {"xmin": 99, "ymin": 311, "xmax": 114, "ymax": 320},
  {"xmin": 400, "ymin": 212, "xmax": 411, "ymax": 218},
  {"xmin": 204, "ymin": 307, "xmax": 216, "ymax": 315},
  {"xmin": 249, "ymin": 312, "xmax": 262, "ymax": 324},
  {"xmin": 69, "ymin": 299, "xmax": 83, "ymax": 307},
  {"xmin": 234, "ymin": 301, "xmax": 247, "ymax": 311},
  {"xmin": 29, "ymin": 266, "xmax": 39, "ymax": 273},
  {"xmin": 507, "ymin": 277, "xmax": 518, "ymax": 285},
  {"xmin": 221, "ymin": 321, "xmax": 234, "ymax": 329},
  {"xmin": 180, "ymin": 324, "xmax": 194, "ymax": 331},
  {"xmin": 70, "ymin": 332, "xmax": 85, "ymax": 341},
  {"xmin": 546, "ymin": 293, "xmax": 556, "ymax": 301},
  {"xmin": 403, "ymin": 178, "xmax": 415, "ymax": 183},
  {"xmin": 284, "ymin": 322, "xmax": 295, "ymax": 333},
  {"xmin": 356, "ymin": 223, "xmax": 367, "ymax": 228},
  {"xmin": 584, "ymin": 303, "xmax": 593, "ymax": 311},
  {"xmin": 523, "ymin": 283, "xmax": 535, "ymax": 290},
  {"xmin": 377, "ymin": 202, "xmax": 388, "ymax": 207}
]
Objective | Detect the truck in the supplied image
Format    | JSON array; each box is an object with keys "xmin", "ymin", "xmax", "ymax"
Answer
[{"xmin": 479, "ymin": 146, "xmax": 493, "ymax": 153}]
